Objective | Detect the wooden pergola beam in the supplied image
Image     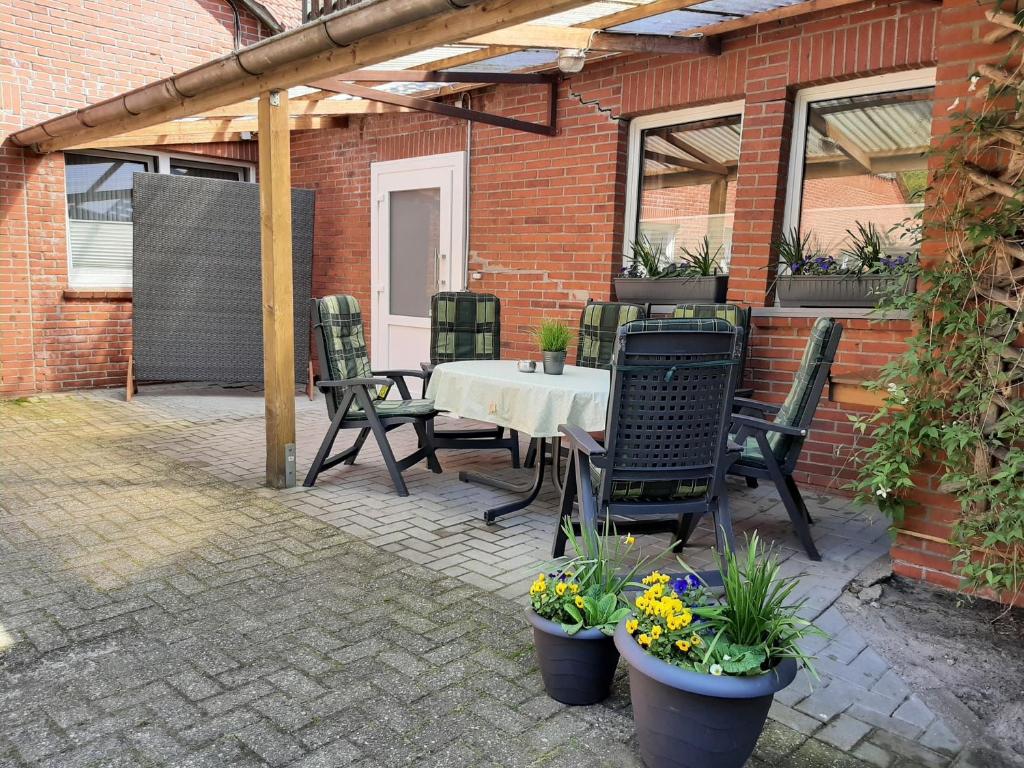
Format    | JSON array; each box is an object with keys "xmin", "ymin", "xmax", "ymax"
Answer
[
  {"xmin": 29, "ymin": 0, "xmax": 597, "ymax": 153},
  {"xmin": 199, "ymin": 98, "xmax": 412, "ymax": 119},
  {"xmin": 258, "ymin": 89, "xmax": 297, "ymax": 489},
  {"xmin": 464, "ymin": 24, "xmax": 717, "ymax": 55},
  {"xmin": 809, "ymin": 111, "xmax": 873, "ymax": 173},
  {"xmin": 681, "ymin": 0, "xmax": 869, "ymax": 37},
  {"xmin": 67, "ymin": 116, "xmax": 343, "ymax": 149}
]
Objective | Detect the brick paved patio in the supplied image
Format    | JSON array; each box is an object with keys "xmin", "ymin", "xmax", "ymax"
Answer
[{"xmin": 0, "ymin": 389, "xmax": 981, "ymax": 767}]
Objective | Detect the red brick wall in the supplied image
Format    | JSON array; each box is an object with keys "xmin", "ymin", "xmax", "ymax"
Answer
[{"xmin": 0, "ymin": 0, "xmax": 270, "ymax": 394}]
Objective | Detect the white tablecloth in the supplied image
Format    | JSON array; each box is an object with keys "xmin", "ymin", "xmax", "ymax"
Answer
[{"xmin": 425, "ymin": 360, "xmax": 610, "ymax": 438}]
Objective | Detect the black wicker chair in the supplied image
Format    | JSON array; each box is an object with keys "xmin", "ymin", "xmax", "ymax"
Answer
[
  {"xmin": 727, "ymin": 317, "xmax": 843, "ymax": 561},
  {"xmin": 553, "ymin": 318, "xmax": 744, "ymax": 560},
  {"xmin": 674, "ymin": 303, "xmax": 753, "ymax": 398},
  {"xmin": 420, "ymin": 291, "xmax": 520, "ymax": 466},
  {"xmin": 304, "ymin": 294, "xmax": 441, "ymax": 496}
]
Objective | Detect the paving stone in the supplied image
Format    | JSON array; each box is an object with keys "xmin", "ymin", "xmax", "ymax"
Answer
[
  {"xmin": 920, "ymin": 719, "xmax": 962, "ymax": 755},
  {"xmin": 817, "ymin": 714, "xmax": 874, "ymax": 751},
  {"xmin": 893, "ymin": 695, "xmax": 937, "ymax": 731},
  {"xmin": 0, "ymin": 392, "xmax": 961, "ymax": 768},
  {"xmin": 853, "ymin": 741, "xmax": 895, "ymax": 768}
]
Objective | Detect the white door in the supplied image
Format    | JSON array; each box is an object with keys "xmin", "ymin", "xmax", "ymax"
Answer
[{"xmin": 370, "ymin": 152, "xmax": 466, "ymax": 389}]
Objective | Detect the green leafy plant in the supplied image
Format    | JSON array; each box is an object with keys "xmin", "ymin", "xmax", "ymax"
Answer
[
  {"xmin": 841, "ymin": 221, "xmax": 887, "ymax": 271},
  {"xmin": 529, "ymin": 518, "xmax": 653, "ymax": 635},
  {"xmin": 624, "ymin": 234, "xmax": 668, "ymax": 278},
  {"xmin": 624, "ymin": 533, "xmax": 824, "ymax": 677},
  {"xmin": 774, "ymin": 227, "xmax": 842, "ymax": 276},
  {"xmin": 534, "ymin": 319, "xmax": 572, "ymax": 352},
  {"xmin": 849, "ymin": 40, "xmax": 1024, "ymax": 599},
  {"xmin": 679, "ymin": 236, "xmax": 723, "ymax": 277}
]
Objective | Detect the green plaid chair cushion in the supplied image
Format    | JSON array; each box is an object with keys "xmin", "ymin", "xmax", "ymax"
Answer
[
  {"xmin": 317, "ymin": 294, "xmax": 372, "ymax": 382},
  {"xmin": 673, "ymin": 303, "xmax": 744, "ymax": 326},
  {"xmin": 766, "ymin": 316, "xmax": 838, "ymax": 458},
  {"xmin": 429, "ymin": 292, "xmax": 500, "ymax": 364},
  {"xmin": 576, "ymin": 302, "xmax": 646, "ymax": 370},
  {"xmin": 348, "ymin": 399, "xmax": 437, "ymax": 419},
  {"xmin": 590, "ymin": 463, "xmax": 709, "ymax": 501}
]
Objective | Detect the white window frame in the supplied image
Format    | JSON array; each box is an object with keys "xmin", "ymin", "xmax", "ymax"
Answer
[
  {"xmin": 622, "ymin": 100, "xmax": 745, "ymax": 266},
  {"xmin": 782, "ymin": 68, "xmax": 937, "ymax": 238},
  {"xmin": 64, "ymin": 148, "xmax": 255, "ymax": 289}
]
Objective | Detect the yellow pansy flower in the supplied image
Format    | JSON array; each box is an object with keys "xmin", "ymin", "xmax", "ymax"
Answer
[
  {"xmin": 679, "ymin": 609, "xmax": 692, "ymax": 627},
  {"xmin": 625, "ymin": 619, "xmax": 639, "ymax": 634},
  {"xmin": 569, "ymin": 583, "xmax": 580, "ymax": 594},
  {"xmin": 650, "ymin": 624, "xmax": 663, "ymax": 639},
  {"xmin": 637, "ymin": 633, "xmax": 651, "ymax": 647},
  {"xmin": 574, "ymin": 596, "xmax": 585, "ymax": 609},
  {"xmin": 690, "ymin": 634, "xmax": 702, "ymax": 647},
  {"xmin": 635, "ymin": 596, "xmax": 648, "ymax": 611},
  {"xmin": 675, "ymin": 639, "xmax": 690, "ymax": 653},
  {"xmin": 666, "ymin": 615, "xmax": 682, "ymax": 631},
  {"xmin": 555, "ymin": 582, "xmax": 567, "ymax": 596}
]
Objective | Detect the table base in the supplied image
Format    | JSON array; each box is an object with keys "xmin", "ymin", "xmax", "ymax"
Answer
[{"xmin": 459, "ymin": 437, "xmax": 551, "ymax": 523}]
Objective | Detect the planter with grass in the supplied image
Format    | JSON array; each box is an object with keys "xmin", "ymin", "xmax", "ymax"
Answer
[
  {"xmin": 535, "ymin": 319, "xmax": 571, "ymax": 375},
  {"xmin": 527, "ymin": 521, "xmax": 647, "ymax": 705},
  {"xmin": 615, "ymin": 535, "xmax": 822, "ymax": 768},
  {"xmin": 774, "ymin": 224, "xmax": 917, "ymax": 308},
  {"xmin": 615, "ymin": 235, "xmax": 728, "ymax": 304}
]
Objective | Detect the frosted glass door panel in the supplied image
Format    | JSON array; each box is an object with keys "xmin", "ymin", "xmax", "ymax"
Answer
[{"xmin": 388, "ymin": 187, "xmax": 440, "ymax": 318}]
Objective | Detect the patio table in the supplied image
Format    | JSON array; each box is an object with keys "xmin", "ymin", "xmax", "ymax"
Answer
[{"xmin": 425, "ymin": 360, "xmax": 610, "ymax": 522}]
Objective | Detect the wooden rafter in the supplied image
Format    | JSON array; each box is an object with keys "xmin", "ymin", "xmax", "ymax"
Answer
[
  {"xmin": 809, "ymin": 111, "xmax": 873, "ymax": 173},
  {"xmin": 464, "ymin": 24, "xmax": 718, "ymax": 55},
  {"xmin": 678, "ymin": 0, "xmax": 870, "ymax": 38},
  {"xmin": 647, "ymin": 126, "xmax": 729, "ymax": 174},
  {"xmin": 199, "ymin": 98, "xmax": 412, "ymax": 119},
  {"xmin": 67, "ymin": 116, "xmax": 343, "ymax": 150},
  {"xmin": 29, "ymin": 0, "xmax": 599, "ymax": 153}
]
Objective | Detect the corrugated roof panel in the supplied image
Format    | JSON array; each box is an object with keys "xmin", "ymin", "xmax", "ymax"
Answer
[
  {"xmin": 610, "ymin": 11, "xmax": 723, "ymax": 34},
  {"xmin": 536, "ymin": 2, "xmax": 641, "ymax": 27},
  {"xmin": 807, "ymin": 90, "xmax": 934, "ymax": 158},
  {"xmin": 371, "ymin": 45, "xmax": 485, "ymax": 71},
  {"xmin": 446, "ymin": 49, "xmax": 559, "ymax": 73},
  {"xmin": 691, "ymin": 0, "xmax": 804, "ymax": 15}
]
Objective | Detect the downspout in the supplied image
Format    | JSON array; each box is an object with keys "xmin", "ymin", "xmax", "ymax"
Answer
[
  {"xmin": 10, "ymin": 0, "xmax": 483, "ymax": 150},
  {"xmin": 460, "ymin": 92, "xmax": 471, "ymax": 288},
  {"xmin": 225, "ymin": 0, "xmax": 244, "ymax": 50}
]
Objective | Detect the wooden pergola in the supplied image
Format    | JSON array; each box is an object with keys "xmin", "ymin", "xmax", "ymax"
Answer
[{"xmin": 11, "ymin": 0, "xmax": 866, "ymax": 488}]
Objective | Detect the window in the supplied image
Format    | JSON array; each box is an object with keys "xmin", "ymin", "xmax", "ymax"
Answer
[
  {"xmin": 170, "ymin": 159, "xmax": 248, "ymax": 181},
  {"xmin": 64, "ymin": 150, "xmax": 252, "ymax": 289},
  {"xmin": 624, "ymin": 102, "xmax": 743, "ymax": 272},
  {"xmin": 784, "ymin": 70, "xmax": 936, "ymax": 272}
]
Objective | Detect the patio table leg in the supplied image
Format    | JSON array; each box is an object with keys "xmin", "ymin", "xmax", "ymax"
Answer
[{"xmin": 459, "ymin": 437, "xmax": 547, "ymax": 523}]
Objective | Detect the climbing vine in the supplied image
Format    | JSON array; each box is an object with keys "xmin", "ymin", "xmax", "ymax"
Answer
[{"xmin": 851, "ymin": 4, "xmax": 1024, "ymax": 600}]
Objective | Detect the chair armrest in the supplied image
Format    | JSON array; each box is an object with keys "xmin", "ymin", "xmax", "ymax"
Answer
[
  {"xmin": 558, "ymin": 424, "xmax": 606, "ymax": 456},
  {"xmin": 420, "ymin": 362, "xmax": 435, "ymax": 374},
  {"xmin": 731, "ymin": 413, "xmax": 807, "ymax": 438},
  {"xmin": 318, "ymin": 377, "xmax": 395, "ymax": 390},
  {"xmin": 733, "ymin": 397, "xmax": 780, "ymax": 415},
  {"xmin": 374, "ymin": 368, "xmax": 429, "ymax": 381}
]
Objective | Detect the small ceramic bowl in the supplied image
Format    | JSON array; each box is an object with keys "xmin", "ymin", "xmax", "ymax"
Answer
[{"xmin": 517, "ymin": 360, "xmax": 537, "ymax": 373}]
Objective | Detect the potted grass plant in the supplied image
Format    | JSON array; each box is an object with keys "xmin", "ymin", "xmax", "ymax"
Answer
[
  {"xmin": 535, "ymin": 319, "xmax": 572, "ymax": 375},
  {"xmin": 775, "ymin": 223, "xmax": 917, "ymax": 308},
  {"xmin": 615, "ymin": 533, "xmax": 823, "ymax": 768},
  {"xmin": 527, "ymin": 519, "xmax": 650, "ymax": 705},
  {"xmin": 614, "ymin": 235, "xmax": 729, "ymax": 304}
]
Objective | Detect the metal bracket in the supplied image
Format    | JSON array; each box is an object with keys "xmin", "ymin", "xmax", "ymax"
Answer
[{"xmin": 309, "ymin": 72, "xmax": 560, "ymax": 137}]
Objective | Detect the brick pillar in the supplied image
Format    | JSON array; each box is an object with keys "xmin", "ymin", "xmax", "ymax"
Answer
[{"xmin": 727, "ymin": 42, "xmax": 796, "ymax": 307}]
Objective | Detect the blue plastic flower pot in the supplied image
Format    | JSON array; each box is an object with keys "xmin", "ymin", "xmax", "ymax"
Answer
[
  {"xmin": 614, "ymin": 621, "xmax": 797, "ymax": 768},
  {"xmin": 526, "ymin": 608, "xmax": 619, "ymax": 705}
]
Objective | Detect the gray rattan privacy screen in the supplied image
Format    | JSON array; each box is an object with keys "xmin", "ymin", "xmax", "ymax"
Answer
[{"xmin": 132, "ymin": 174, "xmax": 314, "ymax": 384}]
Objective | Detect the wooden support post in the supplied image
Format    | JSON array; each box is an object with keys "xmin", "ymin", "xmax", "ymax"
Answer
[{"xmin": 258, "ymin": 89, "xmax": 297, "ymax": 489}]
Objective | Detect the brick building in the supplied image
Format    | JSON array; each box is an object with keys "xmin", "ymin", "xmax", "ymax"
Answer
[{"xmin": 0, "ymin": 0, "xmax": 1011, "ymax": 595}]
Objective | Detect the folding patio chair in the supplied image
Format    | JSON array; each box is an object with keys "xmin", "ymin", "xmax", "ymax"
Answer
[
  {"xmin": 420, "ymin": 291, "xmax": 520, "ymax": 467},
  {"xmin": 304, "ymin": 295, "xmax": 441, "ymax": 496},
  {"xmin": 526, "ymin": 300, "xmax": 646, "ymax": 470},
  {"xmin": 727, "ymin": 317, "xmax": 843, "ymax": 561},
  {"xmin": 674, "ymin": 303, "xmax": 754, "ymax": 397},
  {"xmin": 553, "ymin": 317, "xmax": 744, "ymax": 559}
]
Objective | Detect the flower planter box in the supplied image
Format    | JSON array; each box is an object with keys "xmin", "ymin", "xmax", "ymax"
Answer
[
  {"xmin": 614, "ymin": 621, "xmax": 797, "ymax": 768},
  {"xmin": 613, "ymin": 275, "xmax": 728, "ymax": 304},
  {"xmin": 776, "ymin": 274, "xmax": 916, "ymax": 308},
  {"xmin": 526, "ymin": 608, "xmax": 619, "ymax": 705}
]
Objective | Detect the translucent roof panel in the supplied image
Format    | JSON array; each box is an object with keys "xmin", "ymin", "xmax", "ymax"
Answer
[
  {"xmin": 371, "ymin": 45, "xmax": 485, "ymax": 71},
  {"xmin": 446, "ymin": 49, "xmax": 559, "ymax": 74},
  {"xmin": 610, "ymin": 0, "xmax": 808, "ymax": 34},
  {"xmin": 536, "ymin": 2, "xmax": 658, "ymax": 27}
]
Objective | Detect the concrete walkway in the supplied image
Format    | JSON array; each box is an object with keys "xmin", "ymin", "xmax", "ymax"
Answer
[{"xmin": 0, "ymin": 390, "xmax": 981, "ymax": 767}]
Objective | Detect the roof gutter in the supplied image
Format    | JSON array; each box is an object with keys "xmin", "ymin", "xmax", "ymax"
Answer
[{"xmin": 10, "ymin": 0, "xmax": 481, "ymax": 151}]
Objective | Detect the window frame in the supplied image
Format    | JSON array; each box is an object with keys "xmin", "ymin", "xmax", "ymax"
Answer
[
  {"xmin": 781, "ymin": 68, "xmax": 938, "ymax": 242},
  {"xmin": 64, "ymin": 148, "xmax": 255, "ymax": 289},
  {"xmin": 622, "ymin": 100, "xmax": 745, "ymax": 266}
]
